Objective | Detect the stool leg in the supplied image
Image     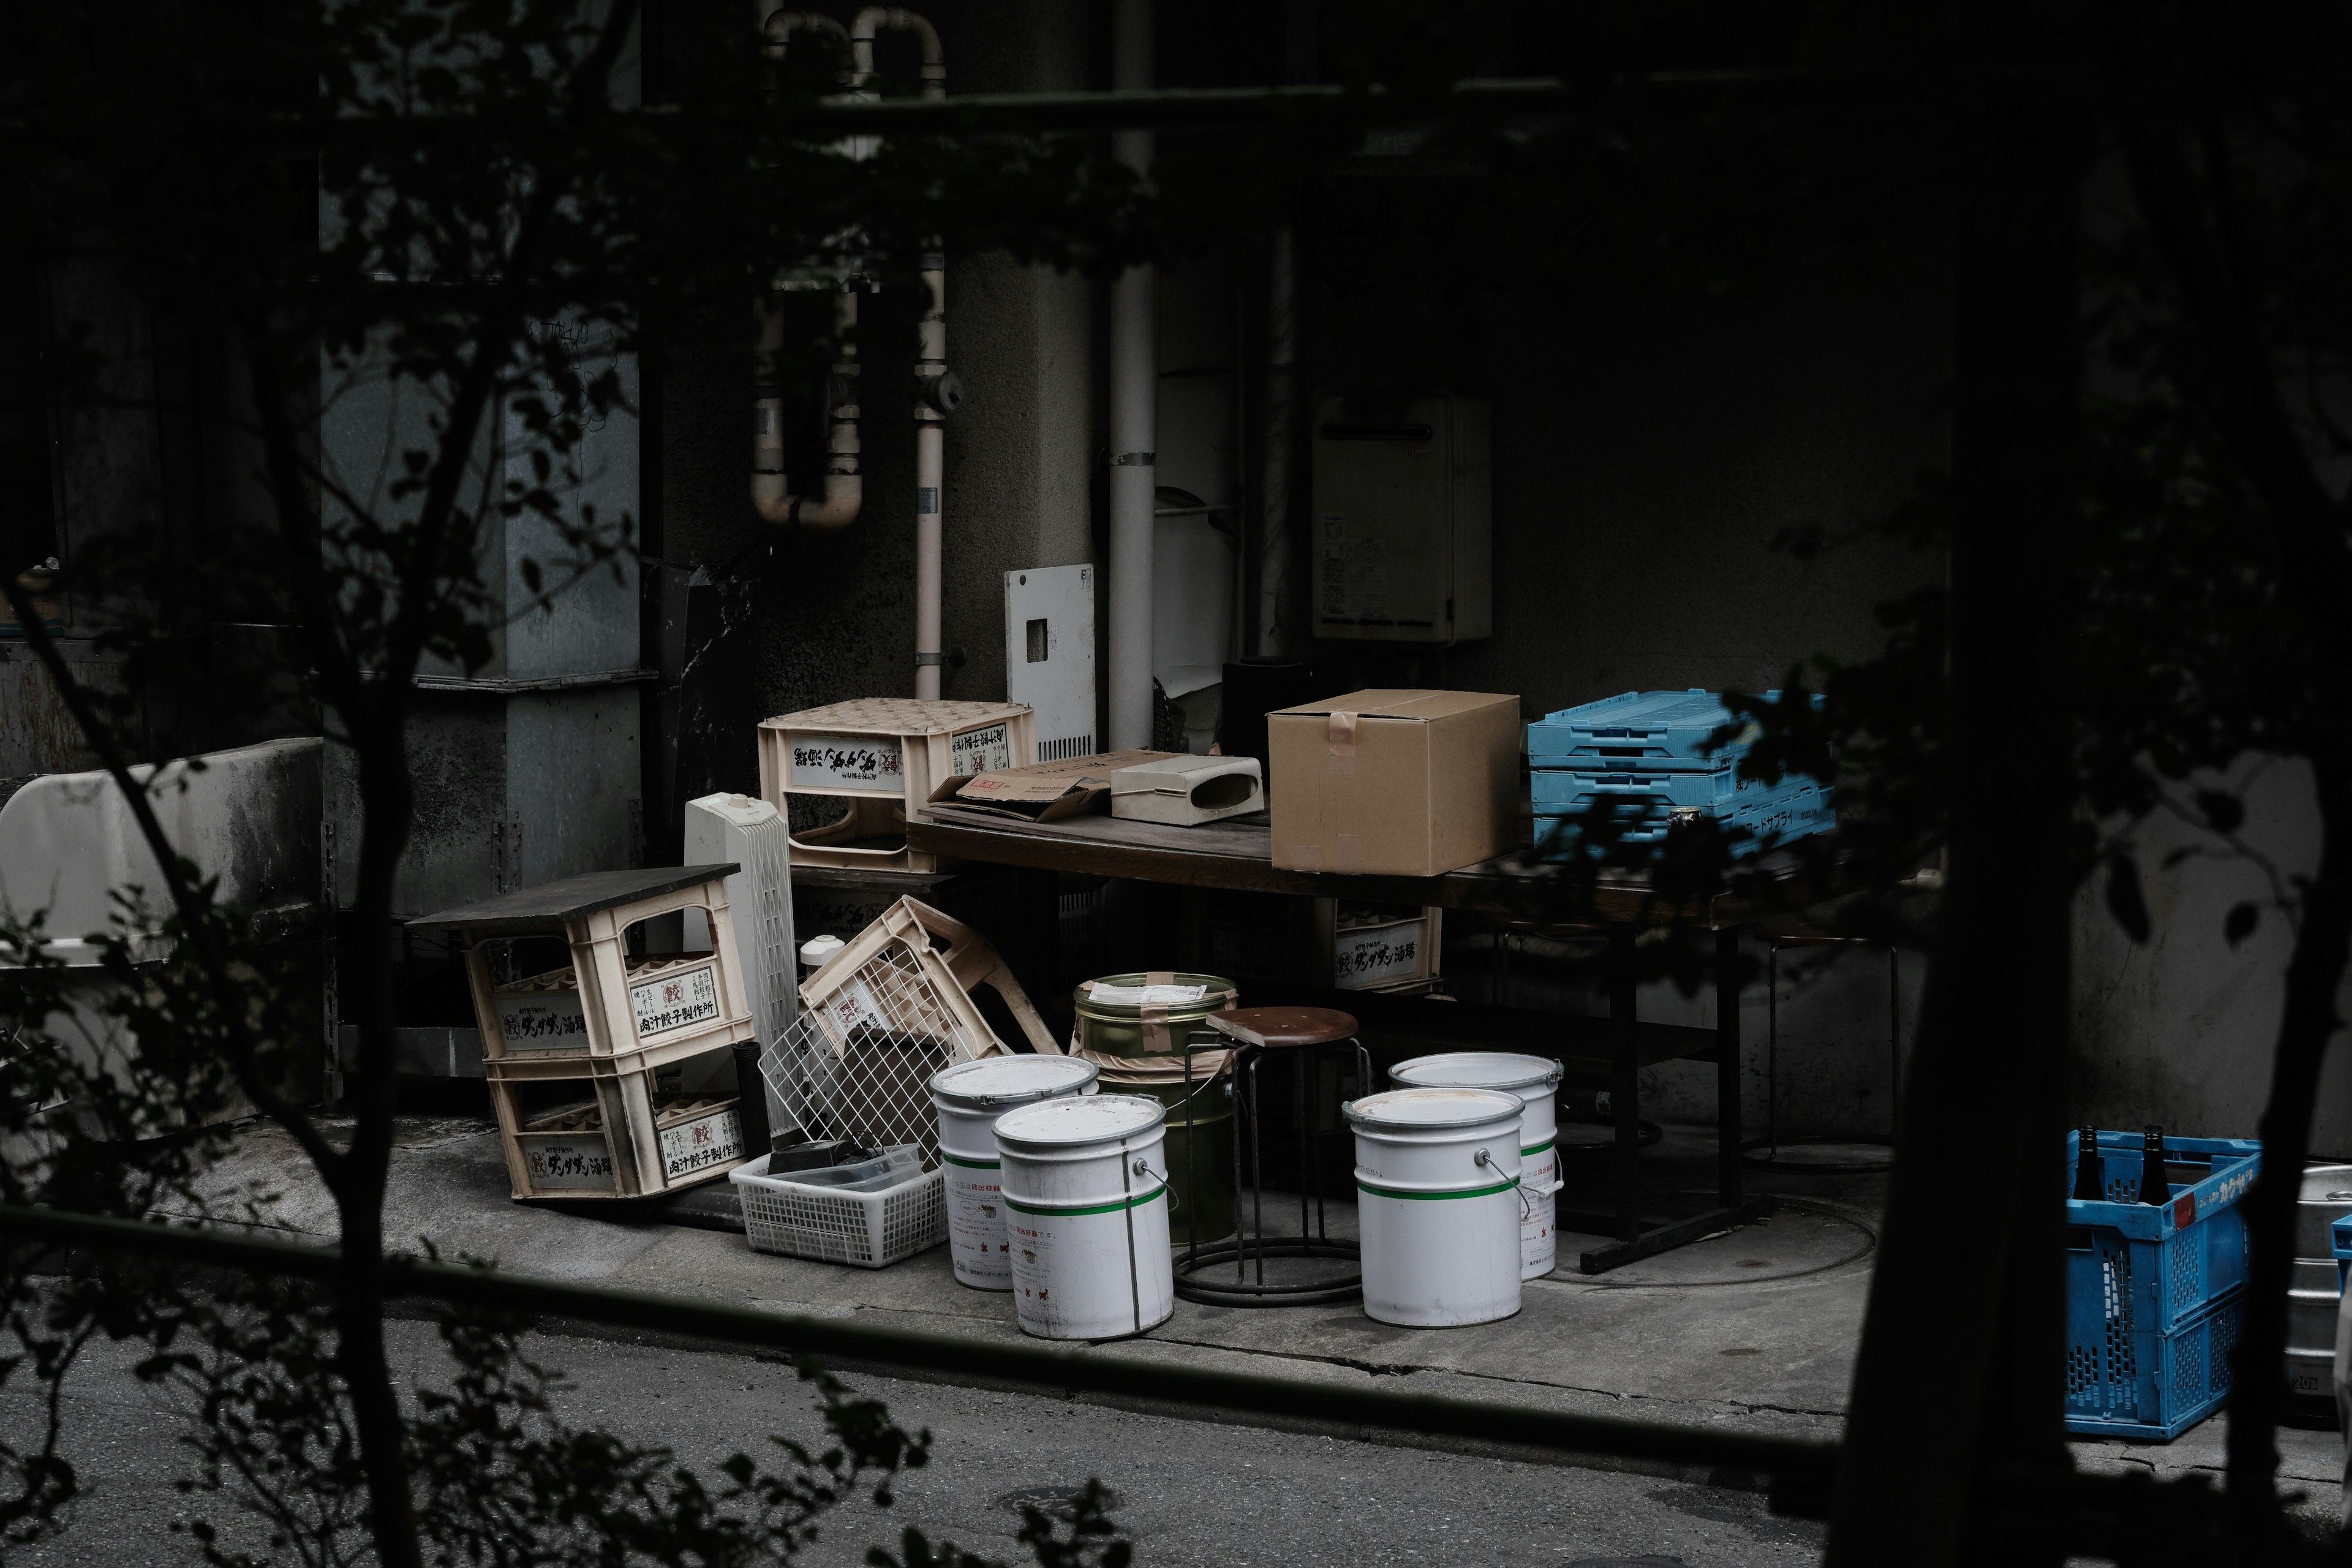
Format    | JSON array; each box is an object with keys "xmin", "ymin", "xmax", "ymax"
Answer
[
  {"xmin": 1295, "ymin": 1047, "xmax": 1311, "ymax": 1248},
  {"xmin": 1766, "ymin": 943, "xmax": 1780, "ymax": 1157},
  {"xmin": 1887, "ymin": 946, "xmax": 1902, "ymax": 1141},
  {"xmin": 1250, "ymin": 1050, "xmax": 1267, "ymax": 1287}
]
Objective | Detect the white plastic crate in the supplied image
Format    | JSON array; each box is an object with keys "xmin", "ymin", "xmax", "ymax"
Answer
[
  {"xmin": 731, "ymin": 1155, "xmax": 946, "ymax": 1268},
  {"xmin": 756, "ymin": 697, "xmax": 1035, "ymax": 872}
]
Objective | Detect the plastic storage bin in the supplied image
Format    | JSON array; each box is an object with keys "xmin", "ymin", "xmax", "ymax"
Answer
[
  {"xmin": 2064, "ymin": 1131, "xmax": 2261, "ymax": 1441},
  {"xmin": 731, "ymin": 1150, "xmax": 946, "ymax": 1268},
  {"xmin": 1533, "ymin": 781, "xmax": 1834, "ymax": 860},
  {"xmin": 1528, "ymin": 688, "xmax": 1814, "ymax": 772}
]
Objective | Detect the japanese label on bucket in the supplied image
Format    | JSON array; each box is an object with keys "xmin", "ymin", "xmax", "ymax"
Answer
[
  {"xmin": 790, "ymin": 734, "xmax": 906, "ymax": 791},
  {"xmin": 949, "ymin": 722, "xmax": 1011, "ymax": 777},
  {"xmin": 495, "ymin": 989, "xmax": 589, "ymax": 1050},
  {"xmin": 658, "ymin": 1106, "xmax": 744, "ymax": 1183},
  {"xmin": 631, "ymin": 964, "xmax": 719, "ymax": 1038},
  {"xmin": 1332, "ymin": 921, "xmax": 1422, "ymax": 990},
  {"xmin": 521, "ymin": 1139, "xmax": 616, "ymax": 1191}
]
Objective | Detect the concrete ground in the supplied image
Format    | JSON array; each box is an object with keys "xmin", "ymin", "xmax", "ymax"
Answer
[{"xmin": 173, "ymin": 1110, "xmax": 2344, "ymax": 1529}]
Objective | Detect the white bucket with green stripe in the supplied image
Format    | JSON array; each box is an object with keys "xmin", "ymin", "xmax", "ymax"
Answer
[
  {"xmin": 994, "ymin": 1095, "xmax": 1174, "ymax": 1340},
  {"xmin": 929, "ymin": 1054, "xmax": 1100, "ymax": 1290},
  {"xmin": 1387, "ymin": 1053, "xmax": 1564, "ymax": 1279},
  {"xmin": 1345, "ymin": 1087, "xmax": 1525, "ymax": 1327}
]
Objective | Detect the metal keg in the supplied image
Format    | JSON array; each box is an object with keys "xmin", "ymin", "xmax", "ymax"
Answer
[{"xmin": 2285, "ymin": 1163, "xmax": 2352, "ymax": 1401}]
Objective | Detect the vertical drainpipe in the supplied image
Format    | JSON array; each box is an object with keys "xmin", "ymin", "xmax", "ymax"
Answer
[
  {"xmin": 1106, "ymin": 0, "xmax": 1156, "ymax": 749},
  {"xmin": 1256, "ymin": 222, "xmax": 1295, "ymax": 655},
  {"xmin": 852, "ymin": 6, "xmax": 954, "ymax": 698}
]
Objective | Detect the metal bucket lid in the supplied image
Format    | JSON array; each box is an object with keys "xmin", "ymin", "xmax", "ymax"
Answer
[
  {"xmin": 1344, "ymin": 1087, "xmax": 1525, "ymax": 1129},
  {"xmin": 994, "ymin": 1093, "xmax": 1167, "ymax": 1150},
  {"xmin": 1389, "ymin": 1052, "xmax": 1563, "ymax": 1095},
  {"xmin": 929, "ymin": 1053, "xmax": 1099, "ymax": 1109}
]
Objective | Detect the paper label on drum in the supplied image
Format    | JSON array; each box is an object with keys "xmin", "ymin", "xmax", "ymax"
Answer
[
  {"xmin": 950, "ymin": 723, "xmax": 1011, "ymax": 777},
  {"xmin": 1520, "ymin": 1148, "xmax": 1559, "ymax": 1271},
  {"xmin": 948, "ymin": 1169, "xmax": 1012, "ymax": 1281},
  {"xmin": 658, "ymin": 1106, "xmax": 743, "ymax": 1183},
  {"xmin": 631, "ymin": 964, "xmax": 719, "ymax": 1038},
  {"xmin": 496, "ymin": 989, "xmax": 589, "ymax": 1050},
  {"xmin": 789, "ymin": 734, "xmax": 906, "ymax": 792}
]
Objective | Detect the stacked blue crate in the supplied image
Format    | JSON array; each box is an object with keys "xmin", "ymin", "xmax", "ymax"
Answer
[
  {"xmin": 1526, "ymin": 689, "xmax": 1832, "ymax": 860},
  {"xmin": 2064, "ymin": 1132, "xmax": 2261, "ymax": 1441}
]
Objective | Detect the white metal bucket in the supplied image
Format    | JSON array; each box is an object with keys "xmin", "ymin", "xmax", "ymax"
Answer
[
  {"xmin": 929, "ymin": 1054, "xmax": 1101, "ymax": 1289},
  {"xmin": 1388, "ymin": 1052, "xmax": 1564, "ymax": 1278},
  {"xmin": 994, "ymin": 1095, "xmax": 1174, "ymax": 1340},
  {"xmin": 1346, "ymin": 1087, "xmax": 1525, "ymax": 1327}
]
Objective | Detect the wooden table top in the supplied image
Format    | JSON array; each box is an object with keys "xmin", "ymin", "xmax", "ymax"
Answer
[{"xmin": 907, "ymin": 804, "xmax": 1823, "ymax": 928}]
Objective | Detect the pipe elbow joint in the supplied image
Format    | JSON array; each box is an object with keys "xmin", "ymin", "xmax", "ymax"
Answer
[
  {"xmin": 797, "ymin": 477, "xmax": 864, "ymax": 531},
  {"xmin": 918, "ymin": 371, "xmax": 963, "ymax": 415}
]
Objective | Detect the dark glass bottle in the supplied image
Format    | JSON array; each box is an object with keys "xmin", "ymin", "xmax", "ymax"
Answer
[
  {"xmin": 2072, "ymin": 1126, "xmax": 2103, "ymax": 1202},
  {"xmin": 2137, "ymin": 1125, "xmax": 2168, "ymax": 1205}
]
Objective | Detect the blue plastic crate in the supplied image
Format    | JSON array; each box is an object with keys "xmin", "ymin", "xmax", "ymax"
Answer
[
  {"xmin": 1530, "ymin": 765, "xmax": 1818, "ymax": 815},
  {"xmin": 1532, "ymin": 781, "xmax": 1834, "ymax": 861},
  {"xmin": 2333, "ymin": 1213, "xmax": 2351, "ymax": 1294},
  {"xmin": 1526, "ymin": 688, "xmax": 1820, "ymax": 772},
  {"xmin": 2064, "ymin": 1131, "xmax": 2261, "ymax": 1441}
]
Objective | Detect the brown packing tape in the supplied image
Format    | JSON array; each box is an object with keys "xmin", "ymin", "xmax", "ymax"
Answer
[
  {"xmin": 1140, "ymin": 1002, "xmax": 1170, "ymax": 1055},
  {"xmin": 1326, "ymin": 710, "xmax": 1357, "ymax": 774}
]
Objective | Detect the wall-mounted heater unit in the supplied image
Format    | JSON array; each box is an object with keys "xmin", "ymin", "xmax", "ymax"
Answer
[
  {"xmin": 1311, "ymin": 393, "xmax": 1492, "ymax": 645},
  {"xmin": 1005, "ymin": 564, "xmax": 1096, "ymax": 761}
]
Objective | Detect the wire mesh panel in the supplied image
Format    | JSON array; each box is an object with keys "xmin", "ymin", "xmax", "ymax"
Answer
[{"xmin": 762, "ymin": 939, "xmax": 991, "ymax": 1169}]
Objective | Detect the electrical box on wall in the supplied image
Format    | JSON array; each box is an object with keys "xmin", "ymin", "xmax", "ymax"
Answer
[
  {"xmin": 1310, "ymin": 393, "xmax": 1492, "ymax": 644},
  {"xmin": 1005, "ymin": 564, "xmax": 1096, "ymax": 761}
]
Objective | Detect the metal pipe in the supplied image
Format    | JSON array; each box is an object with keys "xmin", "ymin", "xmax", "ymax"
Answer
[
  {"xmin": 752, "ymin": 290, "xmax": 863, "ymax": 530},
  {"xmin": 0, "ymin": 1200, "xmax": 1839, "ymax": 1483},
  {"xmin": 751, "ymin": 9, "xmax": 864, "ymax": 531},
  {"xmin": 1106, "ymin": 0, "xmax": 1156, "ymax": 748},
  {"xmin": 1256, "ymin": 222, "xmax": 1296, "ymax": 655},
  {"xmin": 850, "ymin": 7, "xmax": 950, "ymax": 695}
]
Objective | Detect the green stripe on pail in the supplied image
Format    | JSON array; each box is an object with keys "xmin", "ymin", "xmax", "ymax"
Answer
[
  {"xmin": 939, "ymin": 1151, "xmax": 1000, "ymax": 1170},
  {"xmin": 1521, "ymin": 1138, "xmax": 1556, "ymax": 1158},
  {"xmin": 1003, "ymin": 1186, "xmax": 1169, "ymax": 1218},
  {"xmin": 1355, "ymin": 1175, "xmax": 1523, "ymax": 1202}
]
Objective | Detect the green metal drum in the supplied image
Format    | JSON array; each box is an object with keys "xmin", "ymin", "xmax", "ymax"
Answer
[
  {"xmin": 1071, "ymin": 972, "xmax": 1240, "ymax": 1058},
  {"xmin": 1099, "ymin": 1068, "xmax": 1236, "ymax": 1247}
]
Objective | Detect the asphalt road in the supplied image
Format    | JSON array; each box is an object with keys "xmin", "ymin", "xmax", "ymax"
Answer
[{"xmin": 8, "ymin": 1317, "xmax": 1825, "ymax": 1567}]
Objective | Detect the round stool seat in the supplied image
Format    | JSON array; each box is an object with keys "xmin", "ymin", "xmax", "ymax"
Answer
[{"xmin": 1206, "ymin": 1006, "xmax": 1359, "ymax": 1049}]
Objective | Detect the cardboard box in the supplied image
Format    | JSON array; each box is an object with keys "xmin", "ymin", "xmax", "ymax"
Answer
[
  {"xmin": 1111, "ymin": 755, "xmax": 1265, "ymax": 826},
  {"xmin": 933, "ymin": 749, "xmax": 1185, "ymax": 822},
  {"xmin": 1267, "ymin": 690, "xmax": 1520, "ymax": 876}
]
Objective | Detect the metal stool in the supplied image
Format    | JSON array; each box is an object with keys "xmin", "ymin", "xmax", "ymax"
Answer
[
  {"xmin": 1171, "ymin": 1006, "xmax": 1369, "ymax": 1307},
  {"xmin": 1742, "ymin": 936, "xmax": 1902, "ymax": 1174}
]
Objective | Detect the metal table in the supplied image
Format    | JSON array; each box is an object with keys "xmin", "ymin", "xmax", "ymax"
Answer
[{"xmin": 908, "ymin": 805, "xmax": 1778, "ymax": 1273}]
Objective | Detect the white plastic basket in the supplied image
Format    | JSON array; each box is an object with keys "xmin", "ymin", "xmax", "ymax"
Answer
[{"xmin": 730, "ymin": 1155, "xmax": 946, "ymax": 1268}]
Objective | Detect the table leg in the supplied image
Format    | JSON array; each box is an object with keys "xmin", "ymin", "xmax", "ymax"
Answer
[
  {"xmin": 1716, "ymin": 925, "xmax": 1743, "ymax": 1208},
  {"xmin": 1610, "ymin": 923, "xmax": 1639, "ymax": 1242}
]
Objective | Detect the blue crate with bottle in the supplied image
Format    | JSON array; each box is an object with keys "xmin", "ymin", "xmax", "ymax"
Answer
[
  {"xmin": 1532, "ymin": 779, "xmax": 1834, "ymax": 861},
  {"xmin": 2062, "ymin": 1127, "xmax": 2262, "ymax": 1441},
  {"xmin": 1527, "ymin": 687, "xmax": 1819, "ymax": 772}
]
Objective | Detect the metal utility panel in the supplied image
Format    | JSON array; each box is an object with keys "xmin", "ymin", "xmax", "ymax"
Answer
[
  {"xmin": 1311, "ymin": 394, "xmax": 1492, "ymax": 644},
  {"xmin": 1005, "ymin": 564, "xmax": 1097, "ymax": 761}
]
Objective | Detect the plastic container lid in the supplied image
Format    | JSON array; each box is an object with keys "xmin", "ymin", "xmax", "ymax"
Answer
[
  {"xmin": 1343, "ymin": 1087, "xmax": 1525, "ymax": 1129},
  {"xmin": 930, "ymin": 1054, "xmax": 1099, "ymax": 1107},
  {"xmin": 800, "ymin": 933, "xmax": 846, "ymax": 968},
  {"xmin": 1389, "ymin": 1052, "xmax": 1563, "ymax": 1095},
  {"xmin": 993, "ymin": 1093, "xmax": 1166, "ymax": 1150}
]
